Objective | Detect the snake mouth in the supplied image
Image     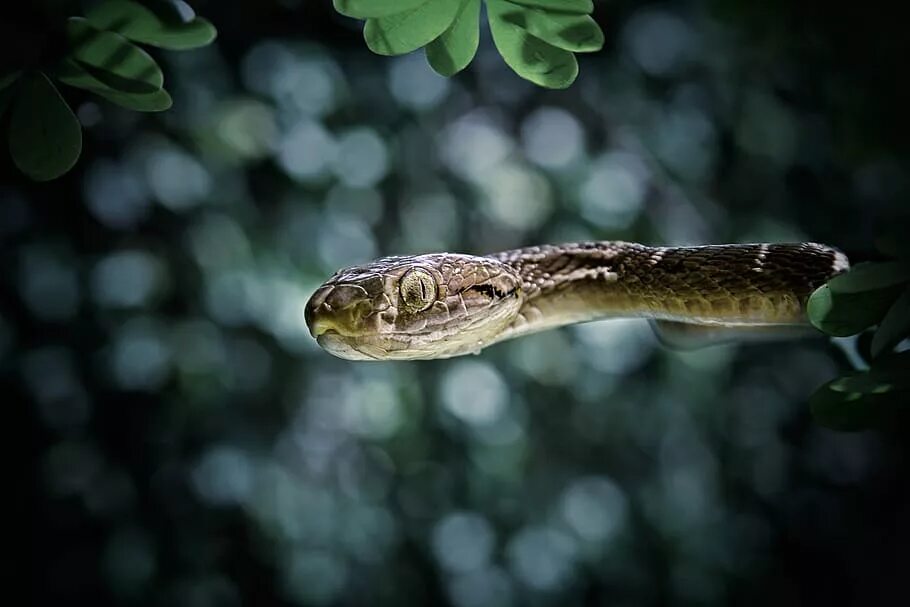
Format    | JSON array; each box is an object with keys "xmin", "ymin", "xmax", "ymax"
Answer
[{"xmin": 315, "ymin": 331, "xmax": 383, "ymax": 361}]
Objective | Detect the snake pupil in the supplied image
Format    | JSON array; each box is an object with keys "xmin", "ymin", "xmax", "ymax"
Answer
[{"xmin": 399, "ymin": 268, "xmax": 436, "ymax": 312}]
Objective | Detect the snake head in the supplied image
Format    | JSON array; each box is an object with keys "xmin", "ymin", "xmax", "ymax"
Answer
[{"xmin": 305, "ymin": 254, "xmax": 523, "ymax": 360}]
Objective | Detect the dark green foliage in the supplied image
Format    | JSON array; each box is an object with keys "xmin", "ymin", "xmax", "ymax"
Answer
[
  {"xmin": 0, "ymin": 0, "xmax": 216, "ymax": 181},
  {"xmin": 65, "ymin": 17, "xmax": 164, "ymax": 93},
  {"xmin": 364, "ymin": 0, "xmax": 463, "ymax": 56},
  {"xmin": 85, "ymin": 0, "xmax": 216, "ymax": 50},
  {"xmin": 335, "ymin": 0, "xmax": 605, "ymax": 88},
  {"xmin": 7, "ymin": 72, "xmax": 82, "ymax": 181},
  {"xmin": 425, "ymin": 0, "xmax": 481, "ymax": 76},
  {"xmin": 809, "ymin": 352, "xmax": 909, "ymax": 431},
  {"xmin": 807, "ymin": 239, "xmax": 910, "ymax": 431}
]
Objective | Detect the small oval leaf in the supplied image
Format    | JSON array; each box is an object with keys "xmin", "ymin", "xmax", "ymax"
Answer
[
  {"xmin": 8, "ymin": 72, "xmax": 82, "ymax": 181},
  {"xmin": 827, "ymin": 261, "xmax": 910, "ymax": 294},
  {"xmin": 807, "ymin": 283, "xmax": 903, "ymax": 337},
  {"xmin": 488, "ymin": 0, "xmax": 579, "ymax": 89},
  {"xmin": 871, "ymin": 285, "xmax": 910, "ymax": 357},
  {"xmin": 66, "ymin": 17, "xmax": 164, "ymax": 93},
  {"xmin": 55, "ymin": 59, "xmax": 172, "ymax": 112},
  {"xmin": 364, "ymin": 0, "xmax": 461, "ymax": 55},
  {"xmin": 500, "ymin": 7, "xmax": 603, "ymax": 53},
  {"xmin": 425, "ymin": 0, "xmax": 480, "ymax": 76},
  {"xmin": 334, "ymin": 0, "xmax": 428, "ymax": 19},
  {"xmin": 86, "ymin": 0, "xmax": 217, "ymax": 50}
]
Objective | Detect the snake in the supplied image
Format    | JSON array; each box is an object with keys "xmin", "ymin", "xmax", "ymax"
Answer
[{"xmin": 304, "ymin": 241, "xmax": 849, "ymax": 361}]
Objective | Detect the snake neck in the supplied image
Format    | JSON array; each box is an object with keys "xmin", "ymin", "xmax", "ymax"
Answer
[{"xmin": 489, "ymin": 241, "xmax": 848, "ymax": 342}]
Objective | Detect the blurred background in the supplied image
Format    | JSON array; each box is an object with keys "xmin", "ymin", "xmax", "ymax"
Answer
[{"xmin": 10, "ymin": 1, "xmax": 910, "ymax": 605}]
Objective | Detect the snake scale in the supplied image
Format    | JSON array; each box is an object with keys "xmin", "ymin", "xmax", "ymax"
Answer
[{"xmin": 304, "ymin": 242, "xmax": 849, "ymax": 360}]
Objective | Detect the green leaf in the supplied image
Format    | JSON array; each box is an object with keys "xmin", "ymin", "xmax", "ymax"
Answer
[
  {"xmin": 871, "ymin": 285, "xmax": 910, "ymax": 357},
  {"xmin": 809, "ymin": 353, "xmax": 910, "ymax": 431},
  {"xmin": 65, "ymin": 17, "xmax": 164, "ymax": 94},
  {"xmin": 86, "ymin": 0, "xmax": 217, "ymax": 50},
  {"xmin": 499, "ymin": 3, "xmax": 603, "ymax": 53},
  {"xmin": 827, "ymin": 261, "xmax": 910, "ymax": 294},
  {"xmin": 509, "ymin": 0, "xmax": 594, "ymax": 13},
  {"xmin": 487, "ymin": 0, "xmax": 579, "ymax": 89},
  {"xmin": 334, "ymin": 0, "xmax": 428, "ymax": 19},
  {"xmin": 364, "ymin": 0, "xmax": 461, "ymax": 56},
  {"xmin": 425, "ymin": 0, "xmax": 480, "ymax": 76},
  {"xmin": 7, "ymin": 72, "xmax": 82, "ymax": 181},
  {"xmin": 807, "ymin": 283, "xmax": 903, "ymax": 337},
  {"xmin": 92, "ymin": 86, "xmax": 173, "ymax": 112},
  {"xmin": 55, "ymin": 59, "xmax": 172, "ymax": 112}
]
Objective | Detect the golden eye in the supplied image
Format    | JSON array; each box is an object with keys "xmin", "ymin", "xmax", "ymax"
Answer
[{"xmin": 399, "ymin": 268, "xmax": 436, "ymax": 312}]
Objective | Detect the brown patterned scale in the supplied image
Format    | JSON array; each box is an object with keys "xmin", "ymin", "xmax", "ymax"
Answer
[{"xmin": 305, "ymin": 242, "xmax": 849, "ymax": 360}]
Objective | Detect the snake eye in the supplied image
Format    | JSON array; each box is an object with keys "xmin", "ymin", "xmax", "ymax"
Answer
[{"xmin": 399, "ymin": 268, "xmax": 437, "ymax": 312}]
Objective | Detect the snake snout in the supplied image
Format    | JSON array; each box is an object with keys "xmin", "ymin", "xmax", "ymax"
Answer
[{"xmin": 305, "ymin": 284, "xmax": 373, "ymax": 338}]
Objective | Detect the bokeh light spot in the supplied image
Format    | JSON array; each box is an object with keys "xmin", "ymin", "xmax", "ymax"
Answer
[
  {"xmin": 278, "ymin": 120, "xmax": 338, "ymax": 181},
  {"xmin": 521, "ymin": 107, "xmax": 585, "ymax": 169},
  {"xmin": 441, "ymin": 361, "xmax": 508, "ymax": 426},
  {"xmin": 389, "ymin": 53, "xmax": 450, "ymax": 110},
  {"xmin": 18, "ymin": 246, "xmax": 80, "ymax": 321},
  {"xmin": 578, "ymin": 151, "xmax": 650, "ymax": 229},
  {"xmin": 84, "ymin": 159, "xmax": 151, "ymax": 229},
  {"xmin": 91, "ymin": 250, "xmax": 164, "ymax": 309},
  {"xmin": 432, "ymin": 511, "xmax": 496, "ymax": 573},
  {"xmin": 332, "ymin": 127, "xmax": 390, "ymax": 188},
  {"xmin": 506, "ymin": 526, "xmax": 578, "ymax": 591}
]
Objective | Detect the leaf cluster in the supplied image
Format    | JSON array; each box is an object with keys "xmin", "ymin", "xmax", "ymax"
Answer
[
  {"xmin": 334, "ymin": 0, "xmax": 604, "ymax": 89},
  {"xmin": 806, "ymin": 235, "xmax": 910, "ymax": 431},
  {"xmin": 0, "ymin": 0, "xmax": 216, "ymax": 181}
]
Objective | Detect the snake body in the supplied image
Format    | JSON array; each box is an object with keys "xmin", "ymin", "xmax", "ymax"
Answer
[{"xmin": 304, "ymin": 242, "xmax": 849, "ymax": 361}]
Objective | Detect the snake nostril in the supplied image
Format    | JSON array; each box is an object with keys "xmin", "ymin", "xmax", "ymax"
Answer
[
  {"xmin": 325, "ymin": 284, "xmax": 369, "ymax": 309},
  {"xmin": 305, "ymin": 285, "xmax": 334, "ymax": 328},
  {"xmin": 305, "ymin": 283, "xmax": 373, "ymax": 338}
]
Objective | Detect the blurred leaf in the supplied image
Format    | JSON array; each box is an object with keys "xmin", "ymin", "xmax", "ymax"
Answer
[
  {"xmin": 487, "ymin": 0, "xmax": 578, "ymax": 89},
  {"xmin": 810, "ymin": 352, "xmax": 910, "ymax": 431},
  {"xmin": 65, "ymin": 17, "xmax": 163, "ymax": 94},
  {"xmin": 500, "ymin": 6, "xmax": 604, "ymax": 53},
  {"xmin": 55, "ymin": 59, "xmax": 172, "ymax": 112},
  {"xmin": 364, "ymin": 0, "xmax": 461, "ymax": 55},
  {"xmin": 7, "ymin": 72, "xmax": 82, "ymax": 181},
  {"xmin": 827, "ymin": 261, "xmax": 910, "ymax": 294},
  {"xmin": 426, "ymin": 0, "xmax": 480, "ymax": 76},
  {"xmin": 871, "ymin": 285, "xmax": 910, "ymax": 357},
  {"xmin": 334, "ymin": 0, "xmax": 428, "ymax": 19},
  {"xmin": 94, "ymin": 86, "xmax": 172, "ymax": 112},
  {"xmin": 86, "ymin": 0, "xmax": 217, "ymax": 50},
  {"xmin": 807, "ymin": 283, "xmax": 903, "ymax": 337},
  {"xmin": 510, "ymin": 0, "xmax": 594, "ymax": 13}
]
